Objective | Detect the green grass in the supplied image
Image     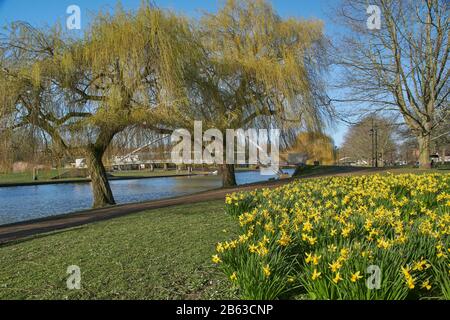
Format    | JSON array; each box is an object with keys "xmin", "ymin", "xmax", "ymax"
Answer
[
  {"xmin": 0, "ymin": 169, "xmax": 64, "ymax": 184},
  {"xmin": 292, "ymin": 165, "xmax": 343, "ymax": 177},
  {"xmin": 292, "ymin": 165, "xmax": 449, "ymax": 178},
  {"xmin": 0, "ymin": 200, "xmax": 239, "ymax": 300}
]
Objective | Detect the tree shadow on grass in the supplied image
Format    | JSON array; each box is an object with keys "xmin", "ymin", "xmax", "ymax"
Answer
[{"xmin": 0, "ymin": 225, "xmax": 87, "ymax": 249}]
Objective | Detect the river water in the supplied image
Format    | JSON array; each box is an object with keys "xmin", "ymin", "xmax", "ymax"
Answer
[{"xmin": 0, "ymin": 169, "xmax": 294, "ymax": 225}]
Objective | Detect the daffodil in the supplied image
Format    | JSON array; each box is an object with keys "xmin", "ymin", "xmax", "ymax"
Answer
[
  {"xmin": 248, "ymin": 244, "xmax": 258, "ymax": 253},
  {"xmin": 305, "ymin": 252, "xmax": 321, "ymax": 265},
  {"xmin": 413, "ymin": 259, "xmax": 430, "ymax": 271},
  {"xmin": 401, "ymin": 265, "xmax": 412, "ymax": 277},
  {"xmin": 339, "ymin": 248, "xmax": 350, "ymax": 260},
  {"xmin": 377, "ymin": 238, "xmax": 392, "ymax": 250},
  {"xmin": 329, "ymin": 260, "xmax": 342, "ymax": 272},
  {"xmin": 421, "ymin": 280, "xmax": 431, "ymax": 290},
  {"xmin": 401, "ymin": 266, "xmax": 416, "ymax": 289},
  {"xmin": 350, "ymin": 271, "xmax": 363, "ymax": 282},
  {"xmin": 307, "ymin": 236, "xmax": 317, "ymax": 245},
  {"xmin": 212, "ymin": 255, "xmax": 222, "ymax": 264},
  {"xmin": 216, "ymin": 243, "xmax": 224, "ymax": 253},
  {"xmin": 238, "ymin": 234, "xmax": 248, "ymax": 243},
  {"xmin": 264, "ymin": 222, "xmax": 275, "ymax": 233},
  {"xmin": 263, "ymin": 264, "xmax": 271, "ymax": 277},
  {"xmin": 328, "ymin": 244, "xmax": 337, "ymax": 252},
  {"xmin": 305, "ymin": 252, "xmax": 313, "ymax": 264},
  {"xmin": 257, "ymin": 246, "xmax": 269, "ymax": 257},
  {"xmin": 225, "ymin": 196, "xmax": 233, "ymax": 205},
  {"xmin": 407, "ymin": 277, "xmax": 415, "ymax": 289},
  {"xmin": 341, "ymin": 227, "xmax": 352, "ymax": 238},
  {"xmin": 332, "ymin": 272, "xmax": 343, "ymax": 284},
  {"xmin": 311, "ymin": 255, "xmax": 321, "ymax": 265},
  {"xmin": 303, "ymin": 221, "xmax": 313, "ymax": 232},
  {"xmin": 277, "ymin": 232, "xmax": 291, "ymax": 246},
  {"xmin": 311, "ymin": 269, "xmax": 321, "ymax": 280}
]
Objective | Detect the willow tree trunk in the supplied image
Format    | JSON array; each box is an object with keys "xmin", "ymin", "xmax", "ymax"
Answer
[
  {"xmin": 86, "ymin": 149, "xmax": 115, "ymax": 208},
  {"xmin": 417, "ymin": 133, "xmax": 431, "ymax": 169},
  {"xmin": 220, "ymin": 164, "xmax": 237, "ymax": 187}
]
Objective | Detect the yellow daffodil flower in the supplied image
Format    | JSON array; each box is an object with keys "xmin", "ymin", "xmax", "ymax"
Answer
[
  {"xmin": 350, "ymin": 271, "xmax": 363, "ymax": 282},
  {"xmin": 311, "ymin": 269, "xmax": 321, "ymax": 280},
  {"xmin": 332, "ymin": 272, "xmax": 343, "ymax": 284}
]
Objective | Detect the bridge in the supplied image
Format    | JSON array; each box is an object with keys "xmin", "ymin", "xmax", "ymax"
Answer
[{"xmin": 110, "ymin": 135, "xmax": 306, "ymax": 176}]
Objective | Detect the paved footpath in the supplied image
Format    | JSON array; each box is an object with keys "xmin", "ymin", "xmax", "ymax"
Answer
[{"xmin": 0, "ymin": 167, "xmax": 379, "ymax": 244}]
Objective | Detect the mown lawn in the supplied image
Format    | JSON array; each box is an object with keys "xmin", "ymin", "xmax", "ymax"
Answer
[
  {"xmin": 0, "ymin": 200, "xmax": 238, "ymax": 300},
  {"xmin": 0, "ymin": 169, "xmax": 64, "ymax": 184},
  {"xmin": 292, "ymin": 165, "xmax": 449, "ymax": 178}
]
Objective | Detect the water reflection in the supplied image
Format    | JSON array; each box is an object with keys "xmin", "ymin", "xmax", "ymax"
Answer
[{"xmin": 0, "ymin": 169, "xmax": 293, "ymax": 225}]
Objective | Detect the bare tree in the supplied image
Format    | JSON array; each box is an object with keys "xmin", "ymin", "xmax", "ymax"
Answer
[
  {"xmin": 332, "ymin": 0, "xmax": 449, "ymax": 168},
  {"xmin": 340, "ymin": 115, "xmax": 398, "ymax": 166}
]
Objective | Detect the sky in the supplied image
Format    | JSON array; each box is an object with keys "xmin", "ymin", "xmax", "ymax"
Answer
[{"xmin": 0, "ymin": 0, "xmax": 348, "ymax": 146}]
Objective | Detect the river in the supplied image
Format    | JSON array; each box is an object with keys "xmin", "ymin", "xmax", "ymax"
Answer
[{"xmin": 0, "ymin": 169, "xmax": 294, "ymax": 225}]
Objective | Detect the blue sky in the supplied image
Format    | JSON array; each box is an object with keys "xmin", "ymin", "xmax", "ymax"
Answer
[{"xmin": 0, "ymin": 0, "xmax": 347, "ymax": 145}]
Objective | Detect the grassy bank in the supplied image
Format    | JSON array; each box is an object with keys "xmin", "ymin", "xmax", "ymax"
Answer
[
  {"xmin": 292, "ymin": 165, "xmax": 449, "ymax": 178},
  {"xmin": 0, "ymin": 169, "xmax": 204, "ymax": 185},
  {"xmin": 0, "ymin": 200, "xmax": 238, "ymax": 300},
  {"xmin": 0, "ymin": 166, "xmax": 272, "ymax": 184},
  {"xmin": 0, "ymin": 169, "xmax": 67, "ymax": 184}
]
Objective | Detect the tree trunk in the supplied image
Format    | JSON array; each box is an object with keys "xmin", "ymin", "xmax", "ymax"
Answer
[
  {"xmin": 442, "ymin": 147, "xmax": 446, "ymax": 165},
  {"xmin": 220, "ymin": 164, "xmax": 237, "ymax": 187},
  {"xmin": 417, "ymin": 134, "xmax": 431, "ymax": 169},
  {"xmin": 86, "ymin": 149, "xmax": 115, "ymax": 208}
]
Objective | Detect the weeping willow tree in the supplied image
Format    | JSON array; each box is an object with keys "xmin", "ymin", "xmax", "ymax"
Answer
[
  {"xmin": 0, "ymin": 4, "xmax": 192, "ymax": 207},
  {"xmin": 151, "ymin": 0, "xmax": 331, "ymax": 186},
  {"xmin": 290, "ymin": 132, "xmax": 336, "ymax": 165}
]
